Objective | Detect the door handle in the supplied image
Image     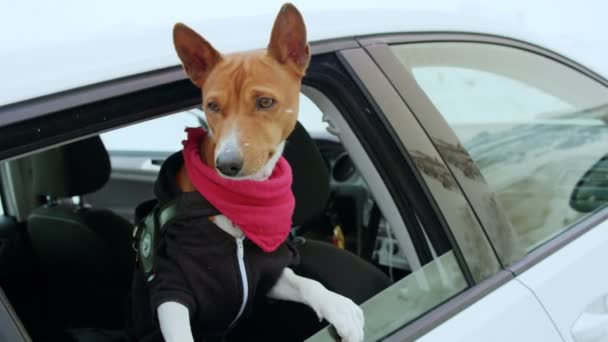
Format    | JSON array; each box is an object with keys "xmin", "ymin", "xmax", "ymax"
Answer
[{"xmin": 572, "ymin": 295, "xmax": 608, "ymax": 342}]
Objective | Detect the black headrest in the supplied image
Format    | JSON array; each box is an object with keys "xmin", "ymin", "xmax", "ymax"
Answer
[
  {"xmin": 284, "ymin": 122, "xmax": 330, "ymax": 226},
  {"xmin": 32, "ymin": 136, "xmax": 111, "ymax": 198}
]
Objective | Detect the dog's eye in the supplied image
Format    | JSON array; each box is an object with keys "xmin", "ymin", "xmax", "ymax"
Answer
[
  {"xmin": 256, "ymin": 97, "xmax": 275, "ymax": 110},
  {"xmin": 207, "ymin": 101, "xmax": 220, "ymax": 113}
]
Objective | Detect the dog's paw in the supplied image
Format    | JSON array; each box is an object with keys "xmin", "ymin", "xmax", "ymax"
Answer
[{"xmin": 304, "ymin": 285, "xmax": 364, "ymax": 342}]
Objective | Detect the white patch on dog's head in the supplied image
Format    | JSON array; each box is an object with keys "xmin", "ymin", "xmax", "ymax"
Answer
[{"xmin": 215, "ymin": 124, "xmax": 240, "ymax": 163}]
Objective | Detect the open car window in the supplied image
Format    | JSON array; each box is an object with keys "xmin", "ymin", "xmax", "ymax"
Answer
[{"xmin": 89, "ymin": 88, "xmax": 472, "ymax": 340}]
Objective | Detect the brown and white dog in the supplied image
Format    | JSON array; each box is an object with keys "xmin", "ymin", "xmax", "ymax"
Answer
[{"xmin": 158, "ymin": 4, "xmax": 364, "ymax": 342}]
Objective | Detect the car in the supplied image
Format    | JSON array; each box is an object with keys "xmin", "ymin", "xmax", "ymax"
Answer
[{"xmin": 1, "ymin": 1, "xmax": 608, "ymax": 341}]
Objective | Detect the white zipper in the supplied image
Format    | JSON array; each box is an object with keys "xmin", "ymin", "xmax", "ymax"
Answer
[{"xmin": 229, "ymin": 236, "xmax": 248, "ymax": 329}]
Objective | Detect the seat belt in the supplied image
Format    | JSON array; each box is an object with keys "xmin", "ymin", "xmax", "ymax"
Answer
[{"xmin": 132, "ymin": 200, "xmax": 179, "ymax": 283}]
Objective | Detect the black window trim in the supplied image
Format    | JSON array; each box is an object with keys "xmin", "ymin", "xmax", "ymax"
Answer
[
  {"xmin": 358, "ymin": 32, "xmax": 608, "ymax": 278},
  {"xmin": 0, "ymin": 39, "xmax": 359, "ymax": 129},
  {"xmin": 0, "ymin": 39, "xmax": 360, "ymax": 161}
]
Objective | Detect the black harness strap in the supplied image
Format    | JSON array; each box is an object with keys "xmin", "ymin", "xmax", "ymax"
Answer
[{"xmin": 133, "ymin": 199, "xmax": 179, "ymax": 282}]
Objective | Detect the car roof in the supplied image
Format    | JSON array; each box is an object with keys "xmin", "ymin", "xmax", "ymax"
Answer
[{"xmin": 2, "ymin": 0, "xmax": 607, "ymax": 107}]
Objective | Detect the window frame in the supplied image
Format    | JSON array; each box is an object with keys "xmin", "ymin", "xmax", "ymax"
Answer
[{"xmin": 362, "ymin": 35, "xmax": 608, "ymax": 276}]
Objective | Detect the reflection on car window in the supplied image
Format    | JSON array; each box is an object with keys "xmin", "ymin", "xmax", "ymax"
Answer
[
  {"xmin": 307, "ymin": 250, "xmax": 466, "ymax": 342},
  {"xmin": 392, "ymin": 42, "xmax": 608, "ymax": 261}
]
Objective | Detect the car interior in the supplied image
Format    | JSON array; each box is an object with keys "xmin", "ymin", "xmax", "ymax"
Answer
[{"xmin": 0, "ymin": 92, "xmax": 417, "ymax": 341}]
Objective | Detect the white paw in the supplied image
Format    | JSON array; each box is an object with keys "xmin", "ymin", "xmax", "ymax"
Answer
[{"xmin": 304, "ymin": 285, "xmax": 364, "ymax": 342}]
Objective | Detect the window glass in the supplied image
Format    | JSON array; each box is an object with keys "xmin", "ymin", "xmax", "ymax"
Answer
[
  {"xmin": 391, "ymin": 42, "xmax": 608, "ymax": 258},
  {"xmin": 307, "ymin": 250, "xmax": 466, "ymax": 341},
  {"xmin": 362, "ymin": 251, "xmax": 465, "ymax": 339}
]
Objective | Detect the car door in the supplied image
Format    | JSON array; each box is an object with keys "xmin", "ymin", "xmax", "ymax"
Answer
[
  {"xmin": 339, "ymin": 43, "xmax": 563, "ymax": 341},
  {"xmin": 364, "ymin": 34, "xmax": 608, "ymax": 341}
]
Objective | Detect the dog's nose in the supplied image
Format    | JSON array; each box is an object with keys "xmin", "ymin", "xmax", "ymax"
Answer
[{"xmin": 215, "ymin": 151, "xmax": 243, "ymax": 177}]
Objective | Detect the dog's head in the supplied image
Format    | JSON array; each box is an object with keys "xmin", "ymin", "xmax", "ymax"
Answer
[{"xmin": 173, "ymin": 3, "xmax": 310, "ymax": 180}]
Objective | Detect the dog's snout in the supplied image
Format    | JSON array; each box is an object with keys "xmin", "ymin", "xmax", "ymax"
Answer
[{"xmin": 216, "ymin": 150, "xmax": 244, "ymax": 177}]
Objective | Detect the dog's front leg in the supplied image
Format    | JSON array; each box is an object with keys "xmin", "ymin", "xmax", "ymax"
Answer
[
  {"xmin": 157, "ymin": 301, "xmax": 194, "ymax": 342},
  {"xmin": 268, "ymin": 268, "xmax": 364, "ymax": 342}
]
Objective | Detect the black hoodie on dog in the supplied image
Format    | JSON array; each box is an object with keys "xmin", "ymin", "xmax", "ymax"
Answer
[{"xmin": 148, "ymin": 151, "xmax": 299, "ymax": 340}]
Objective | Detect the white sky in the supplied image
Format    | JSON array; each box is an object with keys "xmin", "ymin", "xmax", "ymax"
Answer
[{"xmin": 1, "ymin": 0, "xmax": 607, "ymax": 105}]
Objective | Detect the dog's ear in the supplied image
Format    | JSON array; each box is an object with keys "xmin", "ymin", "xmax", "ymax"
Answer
[
  {"xmin": 173, "ymin": 23, "xmax": 222, "ymax": 88},
  {"xmin": 267, "ymin": 3, "xmax": 310, "ymax": 76}
]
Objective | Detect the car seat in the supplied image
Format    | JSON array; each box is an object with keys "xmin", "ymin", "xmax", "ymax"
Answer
[{"xmin": 27, "ymin": 137, "xmax": 135, "ymax": 332}]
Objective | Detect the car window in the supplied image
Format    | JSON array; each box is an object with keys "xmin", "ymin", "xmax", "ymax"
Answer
[{"xmin": 391, "ymin": 42, "xmax": 608, "ymax": 262}]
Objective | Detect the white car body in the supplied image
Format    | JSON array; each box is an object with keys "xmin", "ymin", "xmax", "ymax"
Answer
[{"xmin": 2, "ymin": 1, "xmax": 608, "ymax": 342}]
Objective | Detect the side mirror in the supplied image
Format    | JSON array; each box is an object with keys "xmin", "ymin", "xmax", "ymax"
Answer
[{"xmin": 570, "ymin": 154, "xmax": 608, "ymax": 213}]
